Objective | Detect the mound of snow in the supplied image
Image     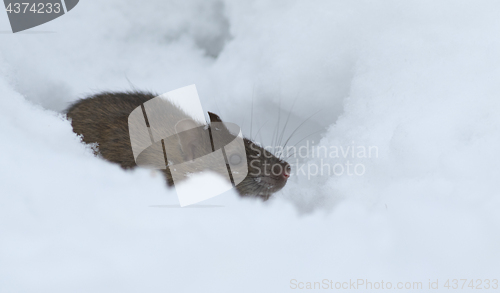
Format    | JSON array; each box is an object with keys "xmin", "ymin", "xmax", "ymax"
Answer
[{"xmin": 1, "ymin": 0, "xmax": 500, "ymax": 292}]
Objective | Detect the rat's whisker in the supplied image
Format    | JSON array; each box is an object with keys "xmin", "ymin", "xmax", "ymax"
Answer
[
  {"xmin": 277, "ymin": 90, "xmax": 301, "ymax": 150},
  {"xmin": 250, "ymin": 84, "xmax": 255, "ymax": 139},
  {"xmin": 271, "ymin": 93, "xmax": 282, "ymax": 156},
  {"xmin": 254, "ymin": 119, "xmax": 270, "ymax": 142},
  {"xmin": 282, "ymin": 109, "xmax": 323, "ymax": 152},
  {"xmin": 284, "ymin": 129, "xmax": 325, "ymax": 159}
]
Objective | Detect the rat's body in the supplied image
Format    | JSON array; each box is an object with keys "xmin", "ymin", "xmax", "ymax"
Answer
[{"xmin": 66, "ymin": 91, "xmax": 290, "ymax": 200}]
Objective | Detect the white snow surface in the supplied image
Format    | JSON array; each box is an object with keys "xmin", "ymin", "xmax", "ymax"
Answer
[{"xmin": 1, "ymin": 0, "xmax": 500, "ymax": 292}]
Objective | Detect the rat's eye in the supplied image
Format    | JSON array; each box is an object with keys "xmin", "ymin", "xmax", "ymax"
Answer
[{"xmin": 229, "ymin": 154, "xmax": 242, "ymax": 165}]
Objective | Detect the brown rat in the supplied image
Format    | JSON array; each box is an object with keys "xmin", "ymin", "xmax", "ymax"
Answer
[{"xmin": 66, "ymin": 91, "xmax": 290, "ymax": 200}]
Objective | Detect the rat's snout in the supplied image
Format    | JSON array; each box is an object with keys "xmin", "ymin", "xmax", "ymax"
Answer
[
  {"xmin": 272, "ymin": 162, "xmax": 291, "ymax": 180},
  {"xmin": 283, "ymin": 163, "xmax": 291, "ymax": 179}
]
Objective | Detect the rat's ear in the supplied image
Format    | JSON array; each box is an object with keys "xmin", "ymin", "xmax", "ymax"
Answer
[
  {"xmin": 208, "ymin": 112, "xmax": 223, "ymax": 123},
  {"xmin": 175, "ymin": 119, "xmax": 202, "ymax": 161},
  {"xmin": 208, "ymin": 111, "xmax": 230, "ymax": 135},
  {"xmin": 208, "ymin": 111, "xmax": 237, "ymax": 149}
]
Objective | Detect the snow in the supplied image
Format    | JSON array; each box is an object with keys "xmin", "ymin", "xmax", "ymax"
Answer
[{"xmin": 1, "ymin": 0, "xmax": 500, "ymax": 292}]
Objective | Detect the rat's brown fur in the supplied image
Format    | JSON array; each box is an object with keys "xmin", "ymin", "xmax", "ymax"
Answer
[{"xmin": 66, "ymin": 91, "xmax": 290, "ymax": 199}]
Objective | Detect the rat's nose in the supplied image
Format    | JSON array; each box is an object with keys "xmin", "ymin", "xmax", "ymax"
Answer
[
  {"xmin": 282, "ymin": 163, "xmax": 291, "ymax": 179},
  {"xmin": 272, "ymin": 163, "xmax": 291, "ymax": 179}
]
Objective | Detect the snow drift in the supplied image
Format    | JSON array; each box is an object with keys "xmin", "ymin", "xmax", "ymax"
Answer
[{"xmin": 1, "ymin": 0, "xmax": 499, "ymax": 292}]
